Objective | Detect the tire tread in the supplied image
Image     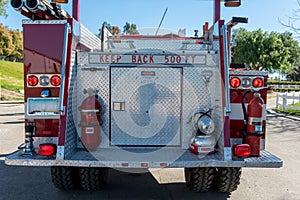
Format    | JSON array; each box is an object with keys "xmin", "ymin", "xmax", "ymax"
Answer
[
  {"xmin": 51, "ymin": 166, "xmax": 76, "ymax": 190},
  {"xmin": 214, "ymin": 167, "xmax": 242, "ymax": 193},
  {"xmin": 185, "ymin": 167, "xmax": 215, "ymax": 193},
  {"xmin": 79, "ymin": 167, "xmax": 108, "ymax": 191}
]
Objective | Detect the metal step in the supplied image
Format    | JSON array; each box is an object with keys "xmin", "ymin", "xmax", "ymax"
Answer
[{"xmin": 5, "ymin": 149, "xmax": 282, "ymax": 168}]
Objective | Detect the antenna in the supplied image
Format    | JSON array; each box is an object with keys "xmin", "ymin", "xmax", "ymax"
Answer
[{"xmin": 155, "ymin": 7, "xmax": 168, "ymax": 35}]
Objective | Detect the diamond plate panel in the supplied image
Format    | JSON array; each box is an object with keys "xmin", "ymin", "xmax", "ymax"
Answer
[
  {"xmin": 33, "ymin": 137, "xmax": 58, "ymax": 147},
  {"xmin": 22, "ymin": 20, "xmax": 68, "ymax": 24},
  {"xmin": 111, "ymin": 67, "xmax": 182, "ymax": 146},
  {"xmin": 231, "ymin": 138, "xmax": 266, "ymax": 150},
  {"xmin": 108, "ymin": 40, "xmax": 202, "ymax": 51},
  {"xmin": 77, "ymin": 52, "xmax": 90, "ymax": 65},
  {"xmin": 181, "ymin": 65, "xmax": 224, "ymax": 148},
  {"xmin": 5, "ymin": 149, "xmax": 282, "ymax": 168},
  {"xmin": 230, "ymin": 70, "xmax": 268, "ymax": 76},
  {"xmin": 76, "ymin": 52, "xmax": 223, "ymax": 149},
  {"xmin": 64, "ymin": 51, "xmax": 79, "ymax": 158},
  {"xmin": 75, "ymin": 64, "xmax": 110, "ymax": 148},
  {"xmin": 212, "ymin": 41, "xmax": 220, "ymax": 52},
  {"xmin": 211, "ymin": 21, "xmax": 221, "ymax": 51},
  {"xmin": 106, "ymin": 38, "xmax": 221, "ymax": 52}
]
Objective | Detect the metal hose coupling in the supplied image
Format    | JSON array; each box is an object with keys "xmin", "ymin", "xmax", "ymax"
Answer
[{"xmin": 21, "ymin": 124, "xmax": 36, "ymax": 156}]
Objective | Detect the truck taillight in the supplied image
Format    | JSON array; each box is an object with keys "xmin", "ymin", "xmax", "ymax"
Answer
[
  {"xmin": 38, "ymin": 144, "xmax": 57, "ymax": 156},
  {"xmin": 230, "ymin": 77, "xmax": 241, "ymax": 88},
  {"xmin": 234, "ymin": 144, "xmax": 251, "ymax": 157},
  {"xmin": 28, "ymin": 75, "xmax": 39, "ymax": 86},
  {"xmin": 253, "ymin": 78, "xmax": 263, "ymax": 88},
  {"xmin": 50, "ymin": 75, "xmax": 61, "ymax": 87}
]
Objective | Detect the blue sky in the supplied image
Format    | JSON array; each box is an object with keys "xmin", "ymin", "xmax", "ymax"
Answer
[{"xmin": 0, "ymin": 0, "xmax": 299, "ymax": 36}]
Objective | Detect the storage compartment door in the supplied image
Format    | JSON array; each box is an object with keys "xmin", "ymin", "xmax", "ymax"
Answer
[{"xmin": 111, "ymin": 67, "xmax": 182, "ymax": 146}]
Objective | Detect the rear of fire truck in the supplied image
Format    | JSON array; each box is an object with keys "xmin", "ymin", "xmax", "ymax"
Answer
[{"xmin": 6, "ymin": 0, "xmax": 282, "ymax": 193}]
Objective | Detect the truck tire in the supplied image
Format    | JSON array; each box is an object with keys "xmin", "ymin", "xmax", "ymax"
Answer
[
  {"xmin": 51, "ymin": 166, "xmax": 78, "ymax": 190},
  {"xmin": 79, "ymin": 167, "xmax": 109, "ymax": 191},
  {"xmin": 184, "ymin": 167, "xmax": 215, "ymax": 192},
  {"xmin": 213, "ymin": 167, "xmax": 242, "ymax": 193}
]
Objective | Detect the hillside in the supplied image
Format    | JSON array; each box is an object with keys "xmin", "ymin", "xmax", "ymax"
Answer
[{"xmin": 0, "ymin": 60, "xmax": 24, "ymax": 100}]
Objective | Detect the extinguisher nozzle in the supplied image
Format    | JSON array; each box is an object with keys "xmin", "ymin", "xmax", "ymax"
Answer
[{"xmin": 254, "ymin": 92, "xmax": 261, "ymax": 98}]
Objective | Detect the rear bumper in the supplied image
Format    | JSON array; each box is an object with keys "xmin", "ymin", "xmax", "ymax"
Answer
[{"xmin": 5, "ymin": 149, "xmax": 282, "ymax": 168}]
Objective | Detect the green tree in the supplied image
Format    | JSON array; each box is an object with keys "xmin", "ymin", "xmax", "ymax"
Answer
[
  {"xmin": 123, "ymin": 22, "xmax": 139, "ymax": 34},
  {"xmin": 0, "ymin": 0, "xmax": 8, "ymax": 17},
  {"xmin": 0, "ymin": 23, "xmax": 14, "ymax": 57},
  {"xmin": 278, "ymin": 32, "xmax": 300, "ymax": 75},
  {"xmin": 287, "ymin": 67, "xmax": 300, "ymax": 81},
  {"xmin": 9, "ymin": 29, "xmax": 23, "ymax": 60},
  {"xmin": 130, "ymin": 24, "xmax": 139, "ymax": 34},
  {"xmin": 102, "ymin": 21, "xmax": 112, "ymax": 33},
  {"xmin": 232, "ymin": 28, "xmax": 300, "ymax": 74},
  {"xmin": 123, "ymin": 22, "xmax": 130, "ymax": 34}
]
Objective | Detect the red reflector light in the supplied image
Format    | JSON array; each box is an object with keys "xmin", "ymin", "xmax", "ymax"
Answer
[
  {"xmin": 230, "ymin": 77, "xmax": 241, "ymax": 88},
  {"xmin": 225, "ymin": 2, "xmax": 241, "ymax": 7},
  {"xmin": 160, "ymin": 163, "xmax": 168, "ymax": 167},
  {"xmin": 122, "ymin": 163, "xmax": 129, "ymax": 167},
  {"xmin": 225, "ymin": 0, "xmax": 241, "ymax": 7},
  {"xmin": 200, "ymin": 147, "xmax": 214, "ymax": 152},
  {"xmin": 234, "ymin": 144, "xmax": 251, "ymax": 157},
  {"xmin": 50, "ymin": 75, "xmax": 61, "ymax": 87},
  {"xmin": 38, "ymin": 144, "xmax": 57, "ymax": 156},
  {"xmin": 28, "ymin": 75, "xmax": 39, "ymax": 86},
  {"xmin": 253, "ymin": 78, "xmax": 263, "ymax": 88},
  {"xmin": 141, "ymin": 163, "xmax": 149, "ymax": 167}
]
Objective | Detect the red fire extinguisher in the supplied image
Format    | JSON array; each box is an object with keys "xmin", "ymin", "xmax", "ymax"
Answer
[
  {"xmin": 242, "ymin": 91, "xmax": 264, "ymax": 157},
  {"xmin": 78, "ymin": 88, "xmax": 102, "ymax": 151}
]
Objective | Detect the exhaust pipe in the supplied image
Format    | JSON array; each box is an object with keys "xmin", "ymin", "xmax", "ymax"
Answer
[
  {"xmin": 24, "ymin": 0, "xmax": 70, "ymax": 19},
  {"xmin": 10, "ymin": 0, "xmax": 37, "ymax": 19},
  {"xmin": 11, "ymin": 0, "xmax": 70, "ymax": 20},
  {"xmin": 10, "ymin": 0, "xmax": 25, "ymax": 11},
  {"xmin": 25, "ymin": 0, "xmax": 46, "ymax": 12}
]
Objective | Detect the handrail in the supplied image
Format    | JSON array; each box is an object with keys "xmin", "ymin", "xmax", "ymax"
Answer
[
  {"xmin": 59, "ymin": 22, "xmax": 69, "ymax": 112},
  {"xmin": 222, "ymin": 24, "xmax": 231, "ymax": 114}
]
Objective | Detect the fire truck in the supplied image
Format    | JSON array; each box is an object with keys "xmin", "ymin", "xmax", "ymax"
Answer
[{"xmin": 6, "ymin": 0, "xmax": 282, "ymax": 193}]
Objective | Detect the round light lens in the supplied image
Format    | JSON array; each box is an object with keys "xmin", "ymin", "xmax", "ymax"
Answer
[
  {"xmin": 50, "ymin": 75, "xmax": 61, "ymax": 87},
  {"xmin": 242, "ymin": 77, "xmax": 252, "ymax": 88},
  {"xmin": 197, "ymin": 115, "xmax": 215, "ymax": 135},
  {"xmin": 28, "ymin": 75, "xmax": 39, "ymax": 86},
  {"xmin": 253, "ymin": 78, "xmax": 263, "ymax": 88},
  {"xmin": 230, "ymin": 77, "xmax": 241, "ymax": 88},
  {"xmin": 39, "ymin": 76, "xmax": 50, "ymax": 86}
]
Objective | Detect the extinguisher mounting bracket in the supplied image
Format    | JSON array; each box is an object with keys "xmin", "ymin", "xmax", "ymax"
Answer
[{"xmin": 83, "ymin": 88, "xmax": 99, "ymax": 96}]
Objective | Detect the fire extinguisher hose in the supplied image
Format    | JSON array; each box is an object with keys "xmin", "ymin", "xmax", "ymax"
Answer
[
  {"xmin": 241, "ymin": 90, "xmax": 253, "ymax": 128},
  {"xmin": 241, "ymin": 90, "xmax": 253, "ymax": 141}
]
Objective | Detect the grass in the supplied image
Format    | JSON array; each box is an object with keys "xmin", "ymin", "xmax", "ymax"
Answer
[
  {"xmin": 14, "ymin": 97, "xmax": 24, "ymax": 101},
  {"xmin": 0, "ymin": 60, "xmax": 24, "ymax": 91},
  {"xmin": 276, "ymin": 102, "xmax": 300, "ymax": 116},
  {"xmin": 284, "ymin": 102, "xmax": 300, "ymax": 116}
]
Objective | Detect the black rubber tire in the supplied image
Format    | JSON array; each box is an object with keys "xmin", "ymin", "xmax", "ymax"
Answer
[
  {"xmin": 51, "ymin": 166, "xmax": 78, "ymax": 190},
  {"xmin": 79, "ymin": 167, "xmax": 109, "ymax": 191},
  {"xmin": 185, "ymin": 167, "xmax": 215, "ymax": 192},
  {"xmin": 213, "ymin": 167, "xmax": 242, "ymax": 193}
]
